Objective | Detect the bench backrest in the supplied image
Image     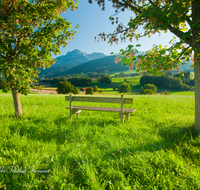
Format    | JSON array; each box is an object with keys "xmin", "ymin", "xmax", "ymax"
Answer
[{"xmin": 65, "ymin": 95, "xmax": 133, "ymax": 104}]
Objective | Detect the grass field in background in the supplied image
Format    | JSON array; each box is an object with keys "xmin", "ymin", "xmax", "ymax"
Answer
[
  {"xmin": 110, "ymin": 70, "xmax": 137, "ymax": 76},
  {"xmin": 170, "ymin": 91, "xmax": 195, "ymax": 96},
  {"xmin": 28, "ymin": 75, "xmax": 195, "ymax": 96},
  {"xmin": 0, "ymin": 93, "xmax": 199, "ymax": 189}
]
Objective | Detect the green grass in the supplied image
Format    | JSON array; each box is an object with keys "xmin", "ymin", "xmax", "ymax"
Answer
[
  {"xmin": 110, "ymin": 70, "xmax": 137, "ymax": 76},
  {"xmin": 0, "ymin": 93, "xmax": 199, "ymax": 189},
  {"xmin": 88, "ymin": 76, "xmax": 142, "ymax": 93},
  {"xmin": 0, "ymin": 90, "xmax": 38, "ymax": 95},
  {"xmin": 170, "ymin": 91, "xmax": 195, "ymax": 96}
]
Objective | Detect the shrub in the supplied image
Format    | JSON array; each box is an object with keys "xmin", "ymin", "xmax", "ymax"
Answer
[
  {"xmin": 140, "ymin": 84, "xmax": 157, "ymax": 94},
  {"xmin": 97, "ymin": 76, "xmax": 112, "ymax": 83},
  {"xmin": 119, "ymin": 83, "xmax": 131, "ymax": 95},
  {"xmin": 142, "ymin": 89, "xmax": 155, "ymax": 95},
  {"xmin": 93, "ymin": 85, "xmax": 98, "ymax": 92},
  {"xmin": 72, "ymin": 87, "xmax": 79, "ymax": 94},
  {"xmin": 113, "ymin": 86, "xmax": 116, "ymax": 91},
  {"xmin": 85, "ymin": 87, "xmax": 93, "ymax": 95},
  {"xmin": 161, "ymin": 90, "xmax": 170, "ymax": 95},
  {"xmin": 56, "ymin": 82, "xmax": 74, "ymax": 94}
]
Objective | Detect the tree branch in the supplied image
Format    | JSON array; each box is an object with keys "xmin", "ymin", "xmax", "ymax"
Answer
[
  {"xmin": 167, "ymin": 25, "xmax": 193, "ymax": 47},
  {"xmin": 121, "ymin": 0, "xmax": 142, "ymax": 13},
  {"xmin": 176, "ymin": 45, "xmax": 191, "ymax": 60}
]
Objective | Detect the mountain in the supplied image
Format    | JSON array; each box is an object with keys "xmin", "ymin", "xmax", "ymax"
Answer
[
  {"xmin": 39, "ymin": 49, "xmax": 106, "ymax": 77},
  {"xmin": 39, "ymin": 49, "xmax": 194, "ymax": 78},
  {"xmin": 49, "ymin": 55, "xmax": 130, "ymax": 78}
]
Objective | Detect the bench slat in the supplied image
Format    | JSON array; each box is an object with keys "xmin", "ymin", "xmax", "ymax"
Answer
[
  {"xmin": 65, "ymin": 95, "xmax": 133, "ymax": 104},
  {"xmin": 66, "ymin": 106, "xmax": 136, "ymax": 113}
]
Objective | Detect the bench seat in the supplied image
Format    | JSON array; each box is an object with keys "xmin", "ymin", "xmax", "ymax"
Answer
[
  {"xmin": 66, "ymin": 106, "xmax": 136, "ymax": 113},
  {"xmin": 65, "ymin": 95, "xmax": 136, "ymax": 123}
]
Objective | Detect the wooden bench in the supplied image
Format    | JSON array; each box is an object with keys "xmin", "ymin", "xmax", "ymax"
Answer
[{"xmin": 65, "ymin": 95, "xmax": 136, "ymax": 124}]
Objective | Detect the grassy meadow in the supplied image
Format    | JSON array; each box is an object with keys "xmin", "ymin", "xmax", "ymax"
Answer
[
  {"xmin": 0, "ymin": 92, "xmax": 199, "ymax": 189},
  {"xmin": 41, "ymin": 76, "xmax": 195, "ymax": 96}
]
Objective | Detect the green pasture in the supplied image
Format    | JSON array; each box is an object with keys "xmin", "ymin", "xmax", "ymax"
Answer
[
  {"xmin": 170, "ymin": 91, "xmax": 195, "ymax": 96},
  {"xmin": 0, "ymin": 93, "xmax": 199, "ymax": 189},
  {"xmin": 110, "ymin": 70, "xmax": 137, "ymax": 76},
  {"xmin": 89, "ymin": 76, "xmax": 142, "ymax": 92}
]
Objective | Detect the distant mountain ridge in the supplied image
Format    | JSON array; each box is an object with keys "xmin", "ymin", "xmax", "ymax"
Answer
[
  {"xmin": 39, "ymin": 49, "xmax": 106, "ymax": 77},
  {"xmin": 39, "ymin": 49, "xmax": 194, "ymax": 78},
  {"xmin": 49, "ymin": 55, "xmax": 129, "ymax": 78}
]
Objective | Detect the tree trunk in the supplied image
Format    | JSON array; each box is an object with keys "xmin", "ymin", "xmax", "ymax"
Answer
[
  {"xmin": 194, "ymin": 57, "xmax": 200, "ymax": 130},
  {"xmin": 192, "ymin": 0, "xmax": 200, "ymax": 130},
  {"xmin": 11, "ymin": 88, "xmax": 22, "ymax": 117}
]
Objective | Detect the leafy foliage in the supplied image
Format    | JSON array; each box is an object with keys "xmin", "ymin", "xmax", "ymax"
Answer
[
  {"xmin": 85, "ymin": 87, "xmax": 93, "ymax": 95},
  {"xmin": 119, "ymin": 83, "xmax": 131, "ymax": 94},
  {"xmin": 68, "ymin": 77, "xmax": 93, "ymax": 86},
  {"xmin": 90, "ymin": 0, "xmax": 200, "ymax": 129},
  {"xmin": 0, "ymin": 0, "xmax": 78, "ymax": 94},
  {"xmin": 91, "ymin": 0, "xmax": 198, "ymax": 74},
  {"xmin": 98, "ymin": 76, "xmax": 112, "ymax": 83},
  {"xmin": 140, "ymin": 84, "xmax": 157, "ymax": 94},
  {"xmin": 0, "ymin": 79, "xmax": 5, "ymax": 90},
  {"xmin": 161, "ymin": 90, "xmax": 171, "ymax": 95},
  {"xmin": 72, "ymin": 87, "xmax": 79, "ymax": 94},
  {"xmin": 140, "ymin": 74, "xmax": 194, "ymax": 91},
  {"xmin": 93, "ymin": 85, "xmax": 98, "ymax": 92},
  {"xmin": 56, "ymin": 81, "xmax": 75, "ymax": 94}
]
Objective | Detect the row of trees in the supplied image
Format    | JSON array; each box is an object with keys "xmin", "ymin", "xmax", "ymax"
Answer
[
  {"xmin": 140, "ymin": 74, "xmax": 194, "ymax": 91},
  {"xmin": 68, "ymin": 77, "xmax": 93, "ymax": 86},
  {"xmin": 38, "ymin": 76, "xmax": 112, "ymax": 87},
  {"xmin": 97, "ymin": 76, "xmax": 112, "ymax": 83},
  {"xmin": 55, "ymin": 81, "xmax": 132, "ymax": 95},
  {"xmin": 174, "ymin": 72, "xmax": 194, "ymax": 86}
]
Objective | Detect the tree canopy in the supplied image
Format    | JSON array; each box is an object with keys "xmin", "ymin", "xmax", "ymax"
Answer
[
  {"xmin": 90, "ymin": 0, "xmax": 200, "ymax": 130},
  {"xmin": 119, "ymin": 82, "xmax": 131, "ymax": 94},
  {"xmin": 0, "ymin": 0, "xmax": 78, "ymax": 116}
]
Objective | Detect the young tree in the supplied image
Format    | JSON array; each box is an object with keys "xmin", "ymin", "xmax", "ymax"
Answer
[
  {"xmin": 56, "ymin": 81, "xmax": 75, "ymax": 94},
  {"xmin": 93, "ymin": 85, "xmax": 99, "ymax": 92},
  {"xmin": 85, "ymin": 87, "xmax": 94, "ymax": 95},
  {"xmin": 72, "ymin": 87, "xmax": 79, "ymax": 94},
  {"xmin": 90, "ymin": 0, "xmax": 200, "ymax": 130},
  {"xmin": 119, "ymin": 83, "xmax": 131, "ymax": 95},
  {"xmin": 0, "ymin": 0, "xmax": 78, "ymax": 116}
]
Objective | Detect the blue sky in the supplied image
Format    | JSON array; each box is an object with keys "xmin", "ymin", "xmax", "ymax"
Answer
[{"xmin": 57, "ymin": 1, "xmax": 175, "ymax": 56}]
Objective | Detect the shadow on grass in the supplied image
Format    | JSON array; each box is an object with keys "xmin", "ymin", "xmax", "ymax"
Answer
[
  {"xmin": 8, "ymin": 115, "xmax": 118, "ymax": 145},
  {"xmin": 101, "ymin": 123, "xmax": 199, "ymax": 162}
]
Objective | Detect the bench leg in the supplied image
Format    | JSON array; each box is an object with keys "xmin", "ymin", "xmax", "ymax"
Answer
[
  {"xmin": 126, "ymin": 113, "xmax": 130, "ymax": 120},
  {"xmin": 76, "ymin": 110, "xmax": 81, "ymax": 117},
  {"xmin": 119, "ymin": 113, "xmax": 125, "ymax": 124},
  {"xmin": 72, "ymin": 109, "xmax": 81, "ymax": 117}
]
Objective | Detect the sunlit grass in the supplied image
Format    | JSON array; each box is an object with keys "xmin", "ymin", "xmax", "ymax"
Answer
[
  {"xmin": 170, "ymin": 91, "xmax": 195, "ymax": 96},
  {"xmin": 0, "ymin": 93, "xmax": 199, "ymax": 189}
]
